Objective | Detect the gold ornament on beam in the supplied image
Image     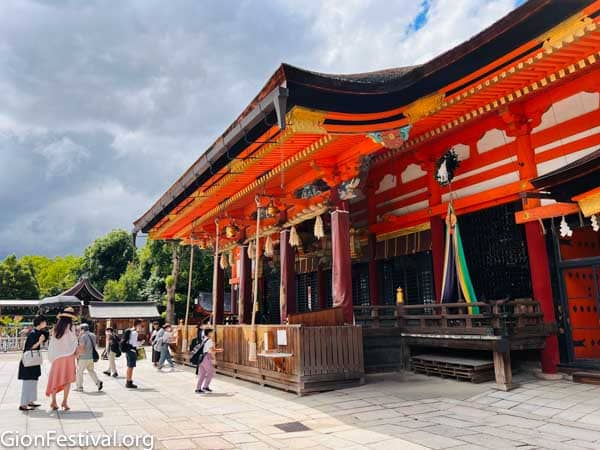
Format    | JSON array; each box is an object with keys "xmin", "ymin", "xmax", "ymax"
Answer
[
  {"xmin": 266, "ymin": 199, "xmax": 280, "ymax": 218},
  {"xmin": 224, "ymin": 223, "xmax": 239, "ymax": 239},
  {"xmin": 403, "ymin": 92, "xmax": 444, "ymax": 124}
]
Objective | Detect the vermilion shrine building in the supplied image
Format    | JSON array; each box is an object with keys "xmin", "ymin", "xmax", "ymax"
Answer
[{"xmin": 134, "ymin": 0, "xmax": 600, "ymax": 386}]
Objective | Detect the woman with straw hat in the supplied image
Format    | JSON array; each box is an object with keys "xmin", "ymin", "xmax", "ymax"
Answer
[{"xmin": 45, "ymin": 307, "xmax": 79, "ymax": 411}]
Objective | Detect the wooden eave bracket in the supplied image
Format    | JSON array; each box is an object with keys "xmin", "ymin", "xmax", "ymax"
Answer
[
  {"xmin": 573, "ymin": 187, "xmax": 600, "ymax": 217},
  {"xmin": 514, "ymin": 202, "xmax": 580, "ymax": 224}
]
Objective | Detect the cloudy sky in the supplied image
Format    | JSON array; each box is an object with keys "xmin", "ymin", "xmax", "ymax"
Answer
[{"xmin": 0, "ymin": 0, "xmax": 524, "ymax": 258}]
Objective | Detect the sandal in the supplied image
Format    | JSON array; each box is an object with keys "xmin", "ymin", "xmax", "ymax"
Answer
[
  {"xmin": 28, "ymin": 402, "xmax": 41, "ymax": 408},
  {"xmin": 61, "ymin": 403, "xmax": 70, "ymax": 412},
  {"xmin": 50, "ymin": 403, "xmax": 58, "ymax": 411},
  {"xmin": 19, "ymin": 405, "xmax": 32, "ymax": 411}
]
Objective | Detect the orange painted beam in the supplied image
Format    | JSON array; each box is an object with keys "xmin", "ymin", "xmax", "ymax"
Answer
[{"xmin": 515, "ymin": 203, "xmax": 580, "ymax": 224}]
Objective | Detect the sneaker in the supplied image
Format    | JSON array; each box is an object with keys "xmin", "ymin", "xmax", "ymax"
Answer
[
  {"xmin": 126, "ymin": 381, "xmax": 138, "ymax": 389},
  {"xmin": 195, "ymin": 389, "xmax": 204, "ymax": 393},
  {"xmin": 102, "ymin": 371, "xmax": 111, "ymax": 376},
  {"xmin": 112, "ymin": 372, "xmax": 118, "ymax": 378},
  {"xmin": 203, "ymin": 387, "xmax": 213, "ymax": 392},
  {"xmin": 74, "ymin": 387, "xmax": 83, "ymax": 392},
  {"xmin": 97, "ymin": 381, "xmax": 103, "ymax": 392}
]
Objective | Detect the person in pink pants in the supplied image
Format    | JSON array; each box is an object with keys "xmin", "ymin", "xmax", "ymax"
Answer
[{"xmin": 195, "ymin": 328, "xmax": 222, "ymax": 393}]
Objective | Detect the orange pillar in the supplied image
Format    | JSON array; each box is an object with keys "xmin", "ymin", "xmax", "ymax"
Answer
[
  {"xmin": 428, "ymin": 167, "xmax": 444, "ymax": 301},
  {"xmin": 512, "ymin": 118, "xmax": 559, "ymax": 374}
]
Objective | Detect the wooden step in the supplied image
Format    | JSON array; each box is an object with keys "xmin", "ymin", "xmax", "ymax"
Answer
[
  {"xmin": 410, "ymin": 354, "xmax": 494, "ymax": 384},
  {"xmin": 573, "ymin": 371, "xmax": 600, "ymax": 385}
]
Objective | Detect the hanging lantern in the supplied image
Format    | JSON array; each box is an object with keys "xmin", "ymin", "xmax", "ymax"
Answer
[
  {"xmin": 350, "ymin": 228, "xmax": 362, "ymax": 258},
  {"xmin": 264, "ymin": 235, "xmax": 274, "ymax": 257},
  {"xmin": 220, "ymin": 252, "xmax": 229, "ymax": 270},
  {"xmin": 248, "ymin": 240, "xmax": 256, "ymax": 259},
  {"xmin": 266, "ymin": 200, "xmax": 280, "ymax": 218},
  {"xmin": 289, "ymin": 226, "xmax": 301, "ymax": 247},
  {"xmin": 224, "ymin": 223, "xmax": 239, "ymax": 239},
  {"xmin": 314, "ymin": 215, "xmax": 325, "ymax": 240},
  {"xmin": 198, "ymin": 239, "xmax": 206, "ymax": 250}
]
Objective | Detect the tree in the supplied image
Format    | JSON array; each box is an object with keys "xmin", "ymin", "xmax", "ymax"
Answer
[
  {"xmin": 103, "ymin": 263, "xmax": 143, "ymax": 302},
  {"xmin": 21, "ymin": 255, "xmax": 81, "ymax": 297},
  {"xmin": 80, "ymin": 229, "xmax": 136, "ymax": 292},
  {"xmin": 0, "ymin": 255, "xmax": 39, "ymax": 299}
]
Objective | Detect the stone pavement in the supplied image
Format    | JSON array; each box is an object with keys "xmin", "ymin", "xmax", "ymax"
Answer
[{"xmin": 4, "ymin": 351, "xmax": 600, "ymax": 449}]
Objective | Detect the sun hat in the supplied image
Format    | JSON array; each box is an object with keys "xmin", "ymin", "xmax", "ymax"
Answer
[{"xmin": 57, "ymin": 306, "xmax": 78, "ymax": 320}]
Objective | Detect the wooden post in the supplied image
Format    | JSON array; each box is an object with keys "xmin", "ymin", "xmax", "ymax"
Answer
[
  {"xmin": 331, "ymin": 209, "xmax": 353, "ymax": 323},
  {"xmin": 493, "ymin": 351, "xmax": 513, "ymax": 391},
  {"xmin": 279, "ymin": 229, "xmax": 297, "ymax": 323},
  {"xmin": 507, "ymin": 110, "xmax": 559, "ymax": 374},
  {"xmin": 183, "ymin": 241, "xmax": 194, "ymax": 350},
  {"xmin": 317, "ymin": 266, "xmax": 327, "ymax": 310},
  {"xmin": 238, "ymin": 245, "xmax": 252, "ymax": 324}
]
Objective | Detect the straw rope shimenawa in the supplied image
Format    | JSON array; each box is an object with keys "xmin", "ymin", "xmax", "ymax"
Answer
[{"xmin": 248, "ymin": 195, "xmax": 262, "ymax": 362}]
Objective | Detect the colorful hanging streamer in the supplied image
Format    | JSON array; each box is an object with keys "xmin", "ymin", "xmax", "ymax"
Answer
[{"xmin": 440, "ymin": 203, "xmax": 479, "ymax": 314}]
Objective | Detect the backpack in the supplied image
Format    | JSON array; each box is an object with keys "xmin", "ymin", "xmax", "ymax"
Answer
[
  {"xmin": 111, "ymin": 335, "xmax": 122, "ymax": 357},
  {"xmin": 120, "ymin": 329, "xmax": 132, "ymax": 353},
  {"xmin": 189, "ymin": 338, "xmax": 207, "ymax": 366}
]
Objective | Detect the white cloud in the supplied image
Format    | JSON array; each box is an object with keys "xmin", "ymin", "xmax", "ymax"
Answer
[{"xmin": 0, "ymin": 0, "xmax": 521, "ymax": 257}]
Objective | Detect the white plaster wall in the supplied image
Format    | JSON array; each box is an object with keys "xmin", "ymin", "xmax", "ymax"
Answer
[
  {"xmin": 376, "ymin": 173, "xmax": 397, "ymax": 194},
  {"xmin": 401, "ymin": 163, "xmax": 426, "ymax": 183},
  {"xmin": 533, "ymin": 91, "xmax": 599, "ymax": 133},
  {"xmin": 477, "ymin": 128, "xmax": 515, "ymax": 153}
]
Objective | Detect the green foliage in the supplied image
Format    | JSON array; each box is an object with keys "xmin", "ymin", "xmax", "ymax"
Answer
[
  {"xmin": 103, "ymin": 263, "xmax": 143, "ymax": 302},
  {"xmin": 80, "ymin": 229, "xmax": 136, "ymax": 292},
  {"xmin": 0, "ymin": 255, "xmax": 39, "ymax": 299},
  {"xmin": 20, "ymin": 255, "xmax": 81, "ymax": 297}
]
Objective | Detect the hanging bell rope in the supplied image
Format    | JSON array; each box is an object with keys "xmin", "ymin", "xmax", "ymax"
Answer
[
  {"xmin": 264, "ymin": 235, "xmax": 274, "ymax": 257},
  {"xmin": 314, "ymin": 215, "xmax": 325, "ymax": 240},
  {"xmin": 220, "ymin": 252, "xmax": 229, "ymax": 270},
  {"xmin": 289, "ymin": 226, "xmax": 301, "ymax": 247}
]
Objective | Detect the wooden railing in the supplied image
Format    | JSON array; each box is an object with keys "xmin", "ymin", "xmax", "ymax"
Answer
[
  {"xmin": 212, "ymin": 324, "xmax": 364, "ymax": 394},
  {"xmin": 354, "ymin": 298, "xmax": 548, "ymax": 338}
]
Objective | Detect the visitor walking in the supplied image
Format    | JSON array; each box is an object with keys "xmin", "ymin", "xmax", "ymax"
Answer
[
  {"xmin": 150, "ymin": 321, "xmax": 161, "ymax": 367},
  {"xmin": 75, "ymin": 323, "xmax": 103, "ymax": 392},
  {"xmin": 103, "ymin": 327, "xmax": 120, "ymax": 378},
  {"xmin": 157, "ymin": 323, "xmax": 175, "ymax": 370},
  {"xmin": 46, "ymin": 307, "xmax": 79, "ymax": 411},
  {"xmin": 18, "ymin": 315, "xmax": 48, "ymax": 411},
  {"xmin": 122, "ymin": 319, "xmax": 144, "ymax": 389},
  {"xmin": 194, "ymin": 328, "xmax": 222, "ymax": 393}
]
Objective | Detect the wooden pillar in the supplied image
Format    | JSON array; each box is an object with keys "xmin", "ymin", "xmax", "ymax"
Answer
[
  {"xmin": 238, "ymin": 245, "xmax": 252, "ymax": 324},
  {"xmin": 280, "ymin": 229, "xmax": 297, "ymax": 323},
  {"xmin": 317, "ymin": 266, "xmax": 327, "ymax": 309},
  {"xmin": 509, "ymin": 112, "xmax": 559, "ymax": 374},
  {"xmin": 213, "ymin": 263, "xmax": 225, "ymax": 325},
  {"xmin": 367, "ymin": 233, "xmax": 379, "ymax": 305},
  {"xmin": 331, "ymin": 209, "xmax": 353, "ymax": 323},
  {"xmin": 428, "ymin": 171, "xmax": 444, "ymax": 301},
  {"xmin": 493, "ymin": 350, "xmax": 513, "ymax": 391},
  {"xmin": 366, "ymin": 184, "xmax": 380, "ymax": 305}
]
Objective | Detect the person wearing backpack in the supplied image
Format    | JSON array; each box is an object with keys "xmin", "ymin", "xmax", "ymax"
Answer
[
  {"xmin": 122, "ymin": 319, "xmax": 144, "ymax": 388},
  {"xmin": 157, "ymin": 323, "xmax": 175, "ymax": 370},
  {"xmin": 102, "ymin": 327, "xmax": 121, "ymax": 378},
  {"xmin": 193, "ymin": 328, "xmax": 222, "ymax": 393},
  {"xmin": 75, "ymin": 323, "xmax": 103, "ymax": 393}
]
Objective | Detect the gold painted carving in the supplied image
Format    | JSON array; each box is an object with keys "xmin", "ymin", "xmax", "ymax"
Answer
[
  {"xmin": 576, "ymin": 192, "xmax": 600, "ymax": 217},
  {"xmin": 287, "ymin": 107, "xmax": 327, "ymax": 134},
  {"xmin": 403, "ymin": 92, "xmax": 445, "ymax": 123},
  {"xmin": 540, "ymin": 13, "xmax": 595, "ymax": 52}
]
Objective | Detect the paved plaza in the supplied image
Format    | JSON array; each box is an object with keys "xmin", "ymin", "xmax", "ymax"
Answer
[{"xmin": 4, "ymin": 352, "xmax": 600, "ymax": 449}]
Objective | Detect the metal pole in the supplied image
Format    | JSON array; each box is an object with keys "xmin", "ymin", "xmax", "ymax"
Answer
[{"xmin": 182, "ymin": 240, "xmax": 194, "ymax": 352}]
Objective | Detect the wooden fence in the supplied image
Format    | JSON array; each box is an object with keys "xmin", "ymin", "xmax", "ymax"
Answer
[{"xmin": 214, "ymin": 324, "xmax": 364, "ymax": 395}]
